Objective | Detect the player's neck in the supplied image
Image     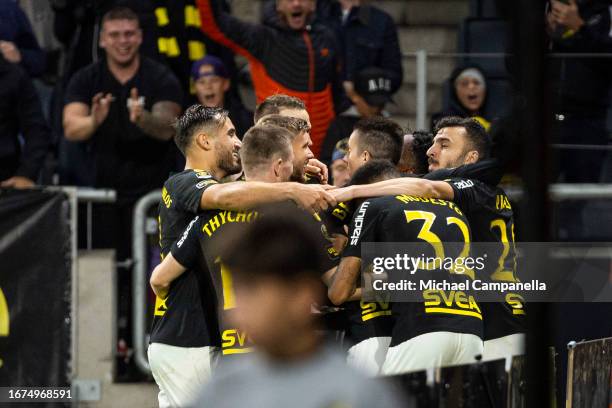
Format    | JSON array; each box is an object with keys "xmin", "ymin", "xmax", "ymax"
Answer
[{"xmin": 185, "ymin": 156, "xmax": 226, "ymax": 180}]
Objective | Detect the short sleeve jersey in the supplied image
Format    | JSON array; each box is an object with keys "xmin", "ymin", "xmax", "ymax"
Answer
[
  {"xmin": 447, "ymin": 178, "xmax": 525, "ymax": 340},
  {"xmin": 149, "ymin": 169, "xmax": 219, "ymax": 348},
  {"xmin": 343, "ymin": 195, "xmax": 483, "ymax": 346}
]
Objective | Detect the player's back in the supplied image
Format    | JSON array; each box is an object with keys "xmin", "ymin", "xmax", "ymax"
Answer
[{"xmin": 361, "ymin": 194, "xmax": 483, "ymax": 346}]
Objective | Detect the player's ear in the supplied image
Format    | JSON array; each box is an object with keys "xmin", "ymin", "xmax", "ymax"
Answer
[
  {"xmin": 273, "ymin": 158, "xmax": 283, "ymax": 178},
  {"xmin": 362, "ymin": 150, "xmax": 371, "ymax": 163},
  {"xmin": 464, "ymin": 150, "xmax": 479, "ymax": 164},
  {"xmin": 195, "ymin": 132, "xmax": 213, "ymax": 151}
]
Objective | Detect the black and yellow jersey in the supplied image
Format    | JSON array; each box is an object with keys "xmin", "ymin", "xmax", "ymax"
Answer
[
  {"xmin": 150, "ymin": 169, "xmax": 220, "ymax": 348},
  {"xmin": 171, "ymin": 209, "xmax": 259, "ymax": 357},
  {"xmin": 170, "ymin": 206, "xmax": 340, "ymax": 357},
  {"xmin": 446, "ymin": 178, "xmax": 525, "ymax": 340},
  {"xmin": 343, "ymin": 194, "xmax": 483, "ymax": 346}
]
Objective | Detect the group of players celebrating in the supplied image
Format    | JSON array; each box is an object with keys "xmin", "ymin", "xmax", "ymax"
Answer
[{"xmin": 147, "ymin": 94, "xmax": 526, "ymax": 407}]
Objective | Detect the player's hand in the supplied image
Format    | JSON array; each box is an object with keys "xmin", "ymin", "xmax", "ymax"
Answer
[
  {"xmin": 91, "ymin": 92, "xmax": 113, "ymax": 127},
  {"xmin": 290, "ymin": 183, "xmax": 337, "ymax": 214},
  {"xmin": 305, "ymin": 159, "xmax": 329, "ymax": 184},
  {"xmin": 551, "ymin": 0, "xmax": 584, "ymax": 31},
  {"xmin": 0, "ymin": 41, "xmax": 22, "ymax": 63},
  {"xmin": 1, "ymin": 176, "xmax": 35, "ymax": 189}
]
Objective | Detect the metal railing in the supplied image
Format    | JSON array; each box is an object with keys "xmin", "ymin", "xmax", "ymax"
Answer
[
  {"xmin": 44, "ymin": 187, "xmax": 116, "ymax": 382},
  {"xmin": 130, "ymin": 183, "xmax": 612, "ymax": 375}
]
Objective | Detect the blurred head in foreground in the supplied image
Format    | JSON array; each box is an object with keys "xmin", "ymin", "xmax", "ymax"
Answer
[{"xmin": 220, "ymin": 204, "xmax": 325, "ymax": 360}]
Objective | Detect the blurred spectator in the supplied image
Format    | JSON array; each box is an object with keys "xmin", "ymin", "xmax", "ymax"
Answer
[
  {"xmin": 261, "ymin": 0, "xmax": 403, "ymax": 113},
  {"xmin": 431, "ymin": 65, "xmax": 491, "ymax": 131},
  {"xmin": 195, "ymin": 206, "xmax": 406, "ymax": 408},
  {"xmin": 320, "ymin": 67, "xmax": 394, "ymax": 165},
  {"xmin": 62, "ymin": 6, "xmax": 182, "ymax": 256},
  {"xmin": 197, "ymin": 0, "xmax": 342, "ymax": 156},
  {"xmin": 153, "ymin": 0, "xmax": 243, "ymax": 105},
  {"xmin": 0, "ymin": 0, "xmax": 45, "ymax": 77},
  {"xmin": 51, "ymin": 0, "xmax": 160, "ymax": 79},
  {"xmin": 0, "ymin": 55, "xmax": 51, "ymax": 188},
  {"xmin": 330, "ymin": 138, "xmax": 350, "ymax": 187},
  {"xmin": 546, "ymin": 0, "xmax": 612, "ymax": 183},
  {"xmin": 191, "ymin": 55, "xmax": 252, "ymax": 138}
]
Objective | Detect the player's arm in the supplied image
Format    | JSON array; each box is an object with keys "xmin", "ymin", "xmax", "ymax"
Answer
[
  {"xmin": 331, "ymin": 178, "xmax": 454, "ymax": 202},
  {"xmin": 201, "ymin": 181, "xmax": 337, "ymax": 214},
  {"xmin": 150, "ymin": 253, "xmax": 188, "ymax": 299},
  {"xmin": 132, "ymin": 100, "xmax": 181, "ymax": 141},
  {"xmin": 328, "ymin": 257, "xmax": 362, "ymax": 305}
]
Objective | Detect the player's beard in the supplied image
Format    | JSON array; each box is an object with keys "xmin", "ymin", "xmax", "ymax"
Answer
[
  {"xmin": 290, "ymin": 164, "xmax": 306, "ymax": 183},
  {"xmin": 217, "ymin": 147, "xmax": 242, "ymax": 176}
]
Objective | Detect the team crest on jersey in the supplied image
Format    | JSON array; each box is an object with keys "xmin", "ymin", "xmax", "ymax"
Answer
[
  {"xmin": 453, "ymin": 179, "xmax": 474, "ymax": 190},
  {"xmin": 195, "ymin": 170, "xmax": 213, "ymax": 179},
  {"xmin": 196, "ymin": 180, "xmax": 216, "ymax": 189}
]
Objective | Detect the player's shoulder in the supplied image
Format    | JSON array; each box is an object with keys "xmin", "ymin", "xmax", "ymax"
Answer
[{"xmin": 165, "ymin": 169, "xmax": 217, "ymax": 190}]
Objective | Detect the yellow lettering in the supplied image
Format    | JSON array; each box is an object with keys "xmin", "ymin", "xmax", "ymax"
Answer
[
  {"xmin": 209, "ymin": 215, "xmax": 221, "ymax": 233},
  {"xmin": 222, "ymin": 329, "xmax": 237, "ymax": 348},
  {"xmin": 0, "ymin": 287, "xmax": 9, "ymax": 336},
  {"xmin": 218, "ymin": 211, "xmax": 227, "ymax": 225},
  {"xmin": 227, "ymin": 211, "xmax": 235, "ymax": 222},
  {"xmin": 202, "ymin": 224, "xmax": 212, "ymax": 237},
  {"xmin": 506, "ymin": 293, "xmax": 526, "ymax": 315},
  {"xmin": 235, "ymin": 211, "xmax": 247, "ymax": 223}
]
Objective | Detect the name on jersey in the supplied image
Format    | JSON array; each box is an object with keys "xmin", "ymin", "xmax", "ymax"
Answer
[
  {"xmin": 423, "ymin": 289, "xmax": 482, "ymax": 320},
  {"xmin": 394, "ymin": 194, "xmax": 464, "ymax": 217},
  {"xmin": 162, "ymin": 187, "xmax": 172, "ymax": 209},
  {"xmin": 350, "ymin": 201, "xmax": 370, "ymax": 245},
  {"xmin": 496, "ymin": 194, "xmax": 512, "ymax": 210},
  {"xmin": 452, "ymin": 179, "xmax": 474, "ymax": 190},
  {"xmin": 331, "ymin": 202, "xmax": 351, "ymax": 221},
  {"xmin": 202, "ymin": 210, "xmax": 259, "ymax": 237}
]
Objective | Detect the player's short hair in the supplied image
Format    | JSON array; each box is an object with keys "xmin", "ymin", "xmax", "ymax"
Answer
[
  {"xmin": 410, "ymin": 130, "xmax": 433, "ymax": 174},
  {"xmin": 353, "ymin": 117, "xmax": 404, "ymax": 165},
  {"xmin": 256, "ymin": 114, "xmax": 309, "ymax": 140},
  {"xmin": 241, "ymin": 125, "xmax": 293, "ymax": 175},
  {"xmin": 220, "ymin": 203, "xmax": 325, "ymax": 283},
  {"xmin": 102, "ymin": 6, "xmax": 139, "ymax": 26},
  {"xmin": 434, "ymin": 116, "xmax": 491, "ymax": 160},
  {"xmin": 173, "ymin": 105, "xmax": 229, "ymax": 155},
  {"xmin": 254, "ymin": 94, "xmax": 306, "ymax": 123},
  {"xmin": 349, "ymin": 160, "xmax": 401, "ymax": 186}
]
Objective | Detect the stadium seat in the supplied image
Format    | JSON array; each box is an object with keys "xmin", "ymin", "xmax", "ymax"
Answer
[
  {"xmin": 469, "ymin": 0, "xmax": 500, "ymax": 18},
  {"xmin": 458, "ymin": 18, "xmax": 509, "ymax": 79}
]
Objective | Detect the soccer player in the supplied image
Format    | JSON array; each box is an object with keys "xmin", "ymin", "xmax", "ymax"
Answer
[
  {"xmin": 151, "ymin": 125, "xmax": 295, "ymax": 363},
  {"xmin": 193, "ymin": 206, "xmax": 405, "ymax": 408},
  {"xmin": 329, "ymin": 160, "xmax": 484, "ymax": 374},
  {"xmin": 336, "ymin": 117, "xmax": 524, "ymax": 365},
  {"xmin": 149, "ymin": 106, "xmax": 336, "ymax": 407},
  {"xmin": 255, "ymin": 94, "xmax": 329, "ymax": 184},
  {"xmin": 344, "ymin": 117, "xmax": 405, "ymax": 177}
]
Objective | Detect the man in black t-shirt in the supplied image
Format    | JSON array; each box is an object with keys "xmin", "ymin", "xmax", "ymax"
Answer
[
  {"xmin": 62, "ymin": 7, "xmax": 183, "ymax": 263},
  {"xmin": 329, "ymin": 161, "xmax": 484, "ymax": 375}
]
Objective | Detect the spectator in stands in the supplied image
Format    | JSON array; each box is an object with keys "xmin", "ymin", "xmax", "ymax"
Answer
[
  {"xmin": 261, "ymin": 0, "xmax": 403, "ymax": 112},
  {"xmin": 195, "ymin": 206, "xmax": 405, "ymax": 408},
  {"xmin": 0, "ymin": 55, "xmax": 51, "ymax": 188},
  {"xmin": 192, "ymin": 55, "xmax": 252, "ymax": 138},
  {"xmin": 320, "ymin": 67, "xmax": 394, "ymax": 165},
  {"xmin": 546, "ymin": 0, "xmax": 612, "ymax": 183},
  {"xmin": 330, "ymin": 138, "xmax": 350, "ymax": 187},
  {"xmin": 431, "ymin": 65, "xmax": 491, "ymax": 131},
  {"xmin": 62, "ymin": 6, "xmax": 182, "ymax": 256},
  {"xmin": 197, "ymin": 0, "xmax": 342, "ymax": 157},
  {"xmin": 0, "ymin": 1, "xmax": 45, "ymax": 77}
]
